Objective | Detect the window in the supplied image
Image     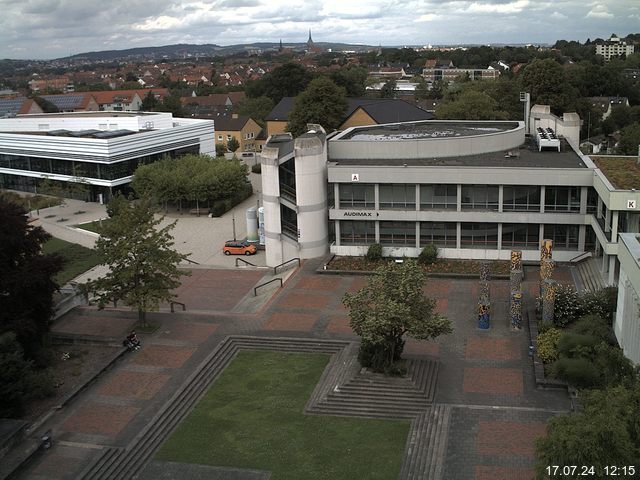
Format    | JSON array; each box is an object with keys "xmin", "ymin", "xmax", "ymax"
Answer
[
  {"xmin": 587, "ymin": 187, "xmax": 598, "ymax": 214},
  {"xmin": 379, "ymin": 184, "xmax": 416, "ymax": 209},
  {"xmin": 279, "ymin": 158, "xmax": 296, "ymax": 202},
  {"xmin": 217, "ymin": 135, "xmax": 223, "ymax": 141},
  {"xmin": 544, "ymin": 224, "xmax": 579, "ymax": 250},
  {"xmin": 340, "ymin": 220, "xmax": 376, "ymax": 245},
  {"xmin": 339, "ymin": 184, "xmax": 374, "ymax": 209},
  {"xmin": 460, "ymin": 223, "xmax": 498, "ymax": 248},
  {"xmin": 226, "ymin": 135, "xmax": 232, "ymax": 141},
  {"xmin": 280, "ymin": 204, "xmax": 298, "ymax": 239},
  {"xmin": 502, "ymin": 224, "xmax": 539, "ymax": 248},
  {"xmin": 420, "ymin": 222, "xmax": 456, "ymax": 247},
  {"xmin": 461, "ymin": 185, "xmax": 499, "ymax": 210},
  {"xmin": 545, "ymin": 186, "xmax": 580, "ymax": 212},
  {"xmin": 379, "ymin": 221, "xmax": 416, "ymax": 246},
  {"xmin": 420, "ymin": 185, "xmax": 457, "ymax": 210},
  {"xmin": 503, "ymin": 186, "xmax": 540, "ymax": 211}
]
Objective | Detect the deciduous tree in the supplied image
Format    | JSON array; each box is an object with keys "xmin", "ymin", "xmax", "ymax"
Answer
[
  {"xmin": 287, "ymin": 77, "xmax": 348, "ymax": 136},
  {"xmin": 87, "ymin": 196, "xmax": 189, "ymax": 326},
  {"xmin": 342, "ymin": 260, "xmax": 453, "ymax": 373}
]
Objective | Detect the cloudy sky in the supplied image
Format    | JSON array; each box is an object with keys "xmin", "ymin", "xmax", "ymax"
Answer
[{"xmin": 1, "ymin": 0, "xmax": 637, "ymax": 60}]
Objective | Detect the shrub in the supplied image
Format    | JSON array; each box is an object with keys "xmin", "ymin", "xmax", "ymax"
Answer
[
  {"xmin": 251, "ymin": 163, "xmax": 262, "ymax": 174},
  {"xmin": 365, "ymin": 243, "xmax": 383, "ymax": 261},
  {"xmin": 357, "ymin": 339, "xmax": 406, "ymax": 376},
  {"xmin": 582, "ymin": 287, "xmax": 618, "ymax": 322},
  {"xmin": 551, "ymin": 357, "xmax": 600, "ymax": 388},
  {"xmin": 537, "ymin": 321, "xmax": 555, "ymax": 334},
  {"xmin": 418, "ymin": 244, "xmax": 438, "ymax": 265},
  {"xmin": 592, "ymin": 342, "xmax": 636, "ymax": 388},
  {"xmin": 557, "ymin": 332, "xmax": 600, "ymax": 359},
  {"xmin": 571, "ymin": 314, "xmax": 614, "ymax": 344},
  {"xmin": 553, "ymin": 285, "xmax": 583, "ymax": 327},
  {"xmin": 536, "ymin": 327, "xmax": 563, "ymax": 363}
]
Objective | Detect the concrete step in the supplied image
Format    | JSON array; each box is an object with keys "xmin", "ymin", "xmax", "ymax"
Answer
[{"xmin": 307, "ymin": 404, "xmax": 421, "ymax": 419}]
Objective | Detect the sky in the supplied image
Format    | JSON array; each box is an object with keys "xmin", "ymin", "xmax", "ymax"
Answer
[{"xmin": 0, "ymin": 0, "xmax": 638, "ymax": 60}]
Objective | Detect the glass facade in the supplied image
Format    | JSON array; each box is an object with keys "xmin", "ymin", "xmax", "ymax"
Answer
[
  {"xmin": 544, "ymin": 224, "xmax": 579, "ymax": 250},
  {"xmin": 460, "ymin": 223, "xmax": 499, "ymax": 248},
  {"xmin": 379, "ymin": 221, "xmax": 416, "ymax": 246},
  {"xmin": 339, "ymin": 184, "xmax": 374, "ymax": 209},
  {"xmin": 461, "ymin": 185, "xmax": 499, "ymax": 211},
  {"xmin": 379, "ymin": 184, "xmax": 416, "ymax": 210},
  {"xmin": 420, "ymin": 185, "xmax": 457, "ymax": 210},
  {"xmin": 502, "ymin": 223, "xmax": 539, "ymax": 248},
  {"xmin": 280, "ymin": 204, "xmax": 298, "ymax": 239},
  {"xmin": 420, "ymin": 222, "xmax": 457, "ymax": 247},
  {"xmin": 278, "ymin": 158, "xmax": 296, "ymax": 202},
  {"xmin": 340, "ymin": 220, "xmax": 375, "ymax": 245},
  {"xmin": 503, "ymin": 186, "xmax": 540, "ymax": 211},
  {"xmin": 545, "ymin": 186, "xmax": 580, "ymax": 212}
]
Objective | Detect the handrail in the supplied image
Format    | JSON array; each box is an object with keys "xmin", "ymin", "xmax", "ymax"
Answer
[
  {"xmin": 254, "ymin": 278, "xmax": 283, "ymax": 296},
  {"xmin": 273, "ymin": 257, "xmax": 300, "ymax": 275},
  {"xmin": 170, "ymin": 301, "xmax": 186, "ymax": 313},
  {"xmin": 183, "ymin": 257, "xmax": 200, "ymax": 265},
  {"xmin": 569, "ymin": 251, "xmax": 592, "ymax": 263},
  {"xmin": 236, "ymin": 257, "xmax": 256, "ymax": 267}
]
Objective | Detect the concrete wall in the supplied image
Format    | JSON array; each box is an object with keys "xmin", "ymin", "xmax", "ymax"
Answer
[
  {"xmin": 615, "ymin": 233, "xmax": 640, "ymax": 364},
  {"xmin": 260, "ymin": 145, "xmax": 284, "ymax": 267}
]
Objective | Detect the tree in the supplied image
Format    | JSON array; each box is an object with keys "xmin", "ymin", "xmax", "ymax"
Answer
[
  {"xmin": 245, "ymin": 63, "xmax": 312, "ymax": 103},
  {"xmin": 286, "ymin": 77, "xmax": 348, "ymax": 136},
  {"xmin": 436, "ymin": 89, "xmax": 508, "ymax": 120},
  {"xmin": 157, "ymin": 92, "xmax": 184, "ymax": 117},
  {"xmin": 618, "ymin": 122, "xmax": 640, "ymax": 155},
  {"xmin": 0, "ymin": 196, "xmax": 62, "ymax": 360},
  {"xmin": 414, "ymin": 78, "xmax": 430, "ymax": 101},
  {"xmin": 87, "ymin": 196, "xmax": 189, "ymax": 326},
  {"xmin": 237, "ymin": 96, "xmax": 274, "ymax": 126},
  {"xmin": 331, "ymin": 65, "xmax": 369, "ymax": 97},
  {"xmin": 535, "ymin": 383, "xmax": 640, "ymax": 479},
  {"xmin": 141, "ymin": 91, "xmax": 159, "ymax": 111},
  {"xmin": 380, "ymin": 79, "xmax": 397, "ymax": 98},
  {"xmin": 215, "ymin": 143, "xmax": 227, "ymax": 157},
  {"xmin": 227, "ymin": 136, "xmax": 240, "ymax": 153},
  {"xmin": 342, "ymin": 260, "xmax": 453, "ymax": 373},
  {"xmin": 521, "ymin": 58, "xmax": 578, "ymax": 114}
]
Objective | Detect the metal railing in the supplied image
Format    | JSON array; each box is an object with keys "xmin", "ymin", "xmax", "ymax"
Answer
[
  {"xmin": 183, "ymin": 257, "xmax": 201, "ymax": 265},
  {"xmin": 170, "ymin": 301, "xmax": 186, "ymax": 313},
  {"xmin": 569, "ymin": 251, "xmax": 592, "ymax": 263},
  {"xmin": 273, "ymin": 257, "xmax": 300, "ymax": 275},
  {"xmin": 254, "ymin": 278, "xmax": 283, "ymax": 296},
  {"xmin": 236, "ymin": 257, "xmax": 256, "ymax": 267}
]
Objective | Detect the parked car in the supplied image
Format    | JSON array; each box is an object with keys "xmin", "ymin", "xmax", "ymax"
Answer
[{"xmin": 223, "ymin": 240, "xmax": 257, "ymax": 256}]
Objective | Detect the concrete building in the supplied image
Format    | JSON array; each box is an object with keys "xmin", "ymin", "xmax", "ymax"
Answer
[
  {"xmin": 0, "ymin": 111, "xmax": 214, "ymax": 201},
  {"xmin": 596, "ymin": 36, "xmax": 635, "ymax": 62},
  {"xmin": 615, "ymin": 233, "xmax": 640, "ymax": 365}
]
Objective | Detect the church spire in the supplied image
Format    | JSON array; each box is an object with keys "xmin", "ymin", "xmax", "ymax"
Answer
[{"xmin": 308, "ymin": 29, "xmax": 313, "ymax": 44}]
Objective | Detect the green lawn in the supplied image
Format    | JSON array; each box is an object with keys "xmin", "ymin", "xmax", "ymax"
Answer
[
  {"xmin": 42, "ymin": 237, "xmax": 101, "ymax": 285},
  {"xmin": 75, "ymin": 218, "xmax": 111, "ymax": 234},
  {"xmin": 156, "ymin": 351, "xmax": 410, "ymax": 480}
]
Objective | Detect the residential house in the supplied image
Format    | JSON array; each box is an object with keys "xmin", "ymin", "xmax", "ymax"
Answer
[
  {"xmin": 40, "ymin": 93, "xmax": 99, "ymax": 112},
  {"xmin": 214, "ymin": 114, "xmax": 263, "ymax": 152},
  {"xmin": 596, "ymin": 35, "xmax": 635, "ymax": 62},
  {"xmin": 588, "ymin": 96, "xmax": 630, "ymax": 120},
  {"xmin": 0, "ymin": 97, "xmax": 43, "ymax": 117}
]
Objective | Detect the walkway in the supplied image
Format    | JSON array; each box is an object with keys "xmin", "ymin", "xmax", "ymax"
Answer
[{"xmin": 15, "ymin": 260, "xmax": 570, "ymax": 480}]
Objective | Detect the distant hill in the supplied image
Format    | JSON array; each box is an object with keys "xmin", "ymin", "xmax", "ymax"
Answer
[{"xmin": 62, "ymin": 42, "xmax": 374, "ymax": 62}]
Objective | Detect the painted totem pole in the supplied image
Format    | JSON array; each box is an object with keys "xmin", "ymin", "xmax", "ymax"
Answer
[
  {"xmin": 539, "ymin": 239, "xmax": 556, "ymax": 322},
  {"xmin": 509, "ymin": 250, "xmax": 523, "ymax": 329},
  {"xmin": 477, "ymin": 262, "xmax": 491, "ymax": 329}
]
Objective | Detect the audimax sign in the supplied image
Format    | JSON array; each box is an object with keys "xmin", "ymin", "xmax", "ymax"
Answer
[{"xmin": 343, "ymin": 211, "xmax": 379, "ymax": 217}]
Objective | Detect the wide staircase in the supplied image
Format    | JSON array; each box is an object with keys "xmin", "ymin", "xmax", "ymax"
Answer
[{"xmin": 573, "ymin": 257, "xmax": 606, "ymax": 293}]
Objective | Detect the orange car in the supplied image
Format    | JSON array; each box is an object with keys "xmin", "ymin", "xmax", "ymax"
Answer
[{"xmin": 223, "ymin": 240, "xmax": 257, "ymax": 256}]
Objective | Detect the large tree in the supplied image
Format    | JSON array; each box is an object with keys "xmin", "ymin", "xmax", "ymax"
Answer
[
  {"xmin": 87, "ymin": 196, "xmax": 189, "ymax": 326},
  {"xmin": 246, "ymin": 63, "xmax": 312, "ymax": 103},
  {"xmin": 436, "ymin": 89, "xmax": 509, "ymax": 120},
  {"xmin": 0, "ymin": 196, "xmax": 62, "ymax": 359},
  {"xmin": 535, "ymin": 383, "xmax": 640, "ymax": 479},
  {"xmin": 618, "ymin": 122, "xmax": 640, "ymax": 155},
  {"xmin": 342, "ymin": 259, "xmax": 453, "ymax": 373},
  {"xmin": 237, "ymin": 96, "xmax": 274, "ymax": 126},
  {"xmin": 286, "ymin": 77, "xmax": 348, "ymax": 136},
  {"xmin": 521, "ymin": 58, "xmax": 579, "ymax": 114}
]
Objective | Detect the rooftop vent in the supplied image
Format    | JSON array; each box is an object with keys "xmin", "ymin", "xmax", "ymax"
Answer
[{"xmin": 535, "ymin": 127, "xmax": 560, "ymax": 152}]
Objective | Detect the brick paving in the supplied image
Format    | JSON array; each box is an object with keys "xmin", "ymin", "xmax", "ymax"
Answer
[
  {"xmin": 51, "ymin": 314, "xmax": 135, "ymax": 337},
  {"xmin": 463, "ymin": 367, "xmax": 524, "ymax": 395},
  {"xmin": 20, "ymin": 259, "xmax": 574, "ymax": 480}
]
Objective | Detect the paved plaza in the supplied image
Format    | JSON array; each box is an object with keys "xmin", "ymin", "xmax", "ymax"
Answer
[{"xmin": 9, "ymin": 185, "xmax": 572, "ymax": 480}]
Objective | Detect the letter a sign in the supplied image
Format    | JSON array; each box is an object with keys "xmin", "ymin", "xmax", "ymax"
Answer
[{"xmin": 351, "ymin": 173, "xmax": 360, "ymax": 182}]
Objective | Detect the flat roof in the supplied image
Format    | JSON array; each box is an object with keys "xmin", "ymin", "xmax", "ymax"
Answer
[
  {"xmin": 0, "ymin": 129, "xmax": 141, "ymax": 139},
  {"xmin": 338, "ymin": 121, "xmax": 520, "ymax": 141},
  {"xmin": 330, "ymin": 137, "xmax": 587, "ymax": 169},
  {"xmin": 591, "ymin": 156, "xmax": 640, "ymax": 190},
  {"xmin": 17, "ymin": 111, "xmax": 158, "ymax": 119}
]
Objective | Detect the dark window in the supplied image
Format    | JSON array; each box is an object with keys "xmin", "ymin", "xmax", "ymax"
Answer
[
  {"xmin": 502, "ymin": 223, "xmax": 539, "ymax": 248},
  {"xmin": 340, "ymin": 220, "xmax": 376, "ymax": 245},
  {"xmin": 379, "ymin": 184, "xmax": 416, "ymax": 210},
  {"xmin": 503, "ymin": 186, "xmax": 541, "ymax": 211},
  {"xmin": 587, "ymin": 187, "xmax": 598, "ymax": 214},
  {"xmin": 379, "ymin": 221, "xmax": 416, "ymax": 246},
  {"xmin": 460, "ymin": 223, "xmax": 498, "ymax": 248},
  {"xmin": 545, "ymin": 186, "xmax": 580, "ymax": 212},
  {"xmin": 279, "ymin": 158, "xmax": 296, "ymax": 202},
  {"xmin": 461, "ymin": 185, "xmax": 499, "ymax": 210},
  {"xmin": 420, "ymin": 184, "xmax": 457, "ymax": 210},
  {"xmin": 280, "ymin": 204, "xmax": 298, "ymax": 239},
  {"xmin": 544, "ymin": 224, "xmax": 579, "ymax": 250},
  {"xmin": 420, "ymin": 222, "xmax": 457, "ymax": 247},
  {"xmin": 339, "ymin": 184, "xmax": 375, "ymax": 209}
]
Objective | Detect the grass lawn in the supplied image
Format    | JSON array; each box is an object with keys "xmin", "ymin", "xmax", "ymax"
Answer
[
  {"xmin": 75, "ymin": 218, "xmax": 111, "ymax": 234},
  {"xmin": 592, "ymin": 156, "xmax": 640, "ymax": 190},
  {"xmin": 156, "ymin": 351, "xmax": 410, "ymax": 480},
  {"xmin": 42, "ymin": 237, "xmax": 101, "ymax": 285}
]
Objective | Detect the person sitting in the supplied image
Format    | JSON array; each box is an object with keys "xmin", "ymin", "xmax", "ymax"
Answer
[{"xmin": 124, "ymin": 331, "xmax": 141, "ymax": 350}]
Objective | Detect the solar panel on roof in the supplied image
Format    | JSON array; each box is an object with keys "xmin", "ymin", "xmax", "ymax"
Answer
[
  {"xmin": 42, "ymin": 95, "xmax": 84, "ymax": 110},
  {"xmin": 0, "ymin": 98, "xmax": 27, "ymax": 116}
]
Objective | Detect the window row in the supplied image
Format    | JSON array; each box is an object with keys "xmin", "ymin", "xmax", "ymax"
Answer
[
  {"xmin": 335, "ymin": 183, "xmax": 588, "ymax": 213},
  {"xmin": 339, "ymin": 221, "xmax": 579, "ymax": 250}
]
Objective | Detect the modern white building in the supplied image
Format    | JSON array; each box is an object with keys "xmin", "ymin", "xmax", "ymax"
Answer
[
  {"xmin": 0, "ymin": 111, "xmax": 214, "ymax": 201},
  {"xmin": 595, "ymin": 36, "xmax": 635, "ymax": 62},
  {"xmin": 615, "ymin": 233, "xmax": 640, "ymax": 364}
]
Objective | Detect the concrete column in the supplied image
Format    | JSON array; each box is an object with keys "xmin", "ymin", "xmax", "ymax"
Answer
[
  {"xmin": 334, "ymin": 183, "xmax": 340, "ymax": 209},
  {"xmin": 609, "ymin": 255, "xmax": 616, "ymax": 286},
  {"xmin": 260, "ymin": 146, "xmax": 284, "ymax": 267},
  {"xmin": 498, "ymin": 185, "xmax": 504, "ymax": 213},
  {"xmin": 602, "ymin": 252, "xmax": 608, "ymax": 273},
  {"xmin": 597, "ymin": 196, "xmax": 603, "ymax": 219},
  {"xmin": 611, "ymin": 211, "xmax": 619, "ymax": 243},
  {"xmin": 580, "ymin": 186, "xmax": 588, "ymax": 215},
  {"xmin": 415, "ymin": 222, "xmax": 420, "ymax": 249},
  {"xmin": 375, "ymin": 221, "xmax": 380, "ymax": 243},
  {"xmin": 578, "ymin": 225, "xmax": 586, "ymax": 251},
  {"xmin": 415, "ymin": 184, "xmax": 420, "ymax": 212},
  {"xmin": 457, "ymin": 184, "xmax": 462, "ymax": 212},
  {"xmin": 539, "ymin": 185, "xmax": 545, "ymax": 213},
  {"xmin": 456, "ymin": 222, "xmax": 461, "ymax": 249},
  {"xmin": 335, "ymin": 220, "xmax": 341, "ymax": 247},
  {"xmin": 497, "ymin": 223, "xmax": 503, "ymax": 251},
  {"xmin": 374, "ymin": 184, "xmax": 380, "ymax": 210},
  {"xmin": 539, "ymin": 224, "xmax": 545, "ymax": 245}
]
